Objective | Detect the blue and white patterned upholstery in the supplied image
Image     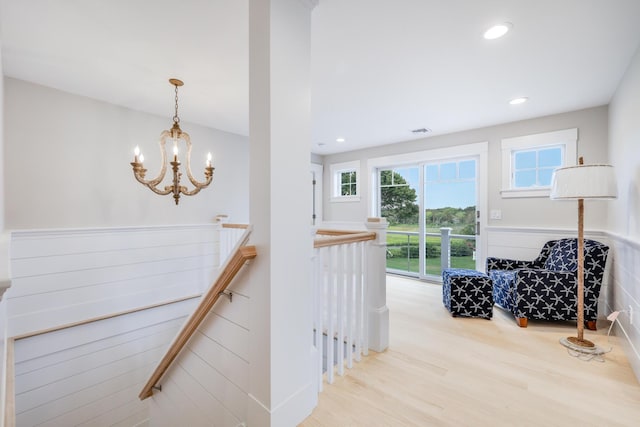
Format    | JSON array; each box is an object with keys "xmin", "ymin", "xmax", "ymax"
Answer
[
  {"xmin": 442, "ymin": 268, "xmax": 493, "ymax": 319},
  {"xmin": 486, "ymin": 238, "xmax": 609, "ymax": 326}
]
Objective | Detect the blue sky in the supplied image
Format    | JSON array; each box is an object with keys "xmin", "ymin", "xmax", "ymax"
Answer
[{"xmin": 391, "ymin": 160, "xmax": 476, "ymax": 209}]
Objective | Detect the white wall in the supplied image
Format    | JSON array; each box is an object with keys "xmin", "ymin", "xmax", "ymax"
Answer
[
  {"xmin": 0, "ymin": 46, "xmax": 5, "ymax": 232},
  {"xmin": 607, "ymin": 43, "xmax": 640, "ymax": 379},
  {"xmin": 13, "ymin": 299, "xmax": 196, "ymax": 427},
  {"xmin": 322, "ymin": 106, "xmax": 609, "ymax": 231},
  {"xmin": 4, "ymin": 77, "xmax": 249, "ymax": 230},
  {"xmin": 0, "ymin": 40, "xmax": 10, "ymax": 427}
]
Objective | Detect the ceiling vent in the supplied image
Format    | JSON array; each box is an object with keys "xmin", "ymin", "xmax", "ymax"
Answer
[{"xmin": 411, "ymin": 128, "xmax": 431, "ymax": 134}]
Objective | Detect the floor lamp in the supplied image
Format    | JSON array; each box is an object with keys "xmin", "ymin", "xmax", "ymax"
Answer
[{"xmin": 550, "ymin": 157, "xmax": 617, "ymax": 351}]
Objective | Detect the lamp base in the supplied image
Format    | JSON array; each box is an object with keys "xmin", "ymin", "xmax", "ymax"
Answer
[
  {"xmin": 560, "ymin": 336, "xmax": 606, "ymax": 356},
  {"xmin": 564, "ymin": 336, "xmax": 595, "ymax": 348}
]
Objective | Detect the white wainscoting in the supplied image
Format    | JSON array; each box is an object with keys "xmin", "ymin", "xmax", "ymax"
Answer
[
  {"xmin": 13, "ymin": 299, "xmax": 197, "ymax": 427},
  {"xmin": 604, "ymin": 232, "xmax": 640, "ymax": 380},
  {"xmin": 148, "ymin": 263, "xmax": 252, "ymax": 427},
  {"xmin": 7, "ymin": 224, "xmax": 219, "ymax": 337}
]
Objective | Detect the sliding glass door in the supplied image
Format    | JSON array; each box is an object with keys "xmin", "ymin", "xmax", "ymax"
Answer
[
  {"xmin": 380, "ymin": 157, "xmax": 478, "ymax": 280},
  {"xmin": 424, "ymin": 159, "xmax": 477, "ymax": 277}
]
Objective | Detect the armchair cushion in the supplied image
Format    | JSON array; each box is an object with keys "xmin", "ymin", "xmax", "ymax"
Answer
[{"xmin": 544, "ymin": 239, "xmax": 578, "ymax": 272}]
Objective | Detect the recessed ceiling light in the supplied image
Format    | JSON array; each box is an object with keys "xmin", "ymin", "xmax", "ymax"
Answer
[
  {"xmin": 484, "ymin": 22, "xmax": 512, "ymax": 40},
  {"xmin": 336, "ymin": 137, "xmax": 345, "ymax": 143},
  {"xmin": 509, "ymin": 97, "xmax": 528, "ymax": 105}
]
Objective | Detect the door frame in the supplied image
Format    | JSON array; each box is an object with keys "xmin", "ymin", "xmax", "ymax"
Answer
[{"xmin": 367, "ymin": 142, "xmax": 488, "ymax": 272}]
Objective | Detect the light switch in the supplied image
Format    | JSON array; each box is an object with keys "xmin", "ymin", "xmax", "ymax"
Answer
[{"xmin": 490, "ymin": 209, "xmax": 502, "ymax": 220}]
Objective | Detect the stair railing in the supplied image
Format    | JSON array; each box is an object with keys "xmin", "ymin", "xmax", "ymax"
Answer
[
  {"xmin": 312, "ymin": 227, "xmax": 377, "ymax": 390},
  {"xmin": 139, "ymin": 225, "xmax": 255, "ymax": 400}
]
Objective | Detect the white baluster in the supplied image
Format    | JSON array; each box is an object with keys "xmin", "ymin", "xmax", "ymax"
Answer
[
  {"xmin": 315, "ymin": 246, "xmax": 324, "ymax": 392},
  {"xmin": 326, "ymin": 245, "xmax": 335, "ymax": 384},
  {"xmin": 346, "ymin": 242, "xmax": 355, "ymax": 369},
  {"xmin": 336, "ymin": 245, "xmax": 345, "ymax": 376},
  {"xmin": 355, "ymin": 241, "xmax": 363, "ymax": 361},
  {"xmin": 361, "ymin": 239, "xmax": 369, "ymax": 356}
]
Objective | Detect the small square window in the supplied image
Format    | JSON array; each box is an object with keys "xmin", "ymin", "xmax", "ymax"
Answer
[
  {"xmin": 331, "ymin": 161, "xmax": 360, "ymax": 202},
  {"xmin": 340, "ymin": 171, "xmax": 357, "ymax": 196},
  {"xmin": 501, "ymin": 128, "xmax": 577, "ymax": 198},
  {"xmin": 512, "ymin": 146, "xmax": 563, "ymax": 188}
]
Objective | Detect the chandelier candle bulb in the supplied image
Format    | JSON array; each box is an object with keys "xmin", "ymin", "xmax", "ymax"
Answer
[
  {"xmin": 134, "ymin": 145, "xmax": 140, "ymax": 162},
  {"xmin": 207, "ymin": 152, "xmax": 212, "ymax": 167},
  {"xmin": 139, "ymin": 154, "xmax": 144, "ymax": 164}
]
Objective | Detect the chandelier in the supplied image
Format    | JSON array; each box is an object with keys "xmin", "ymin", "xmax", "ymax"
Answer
[{"xmin": 130, "ymin": 78, "xmax": 214, "ymax": 205}]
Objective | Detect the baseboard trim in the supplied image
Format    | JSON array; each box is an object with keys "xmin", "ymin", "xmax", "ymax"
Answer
[{"xmin": 248, "ymin": 380, "xmax": 316, "ymax": 427}]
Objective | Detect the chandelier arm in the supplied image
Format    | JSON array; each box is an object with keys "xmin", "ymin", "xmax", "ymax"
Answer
[
  {"xmin": 144, "ymin": 183, "xmax": 174, "ymax": 196},
  {"xmin": 182, "ymin": 132, "xmax": 214, "ymax": 188},
  {"xmin": 130, "ymin": 163, "xmax": 172, "ymax": 195},
  {"xmin": 179, "ymin": 176, "xmax": 213, "ymax": 196},
  {"xmin": 142, "ymin": 132, "xmax": 171, "ymax": 187}
]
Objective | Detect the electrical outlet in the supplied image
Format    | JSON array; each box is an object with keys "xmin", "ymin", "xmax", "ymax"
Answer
[{"xmin": 630, "ymin": 305, "xmax": 633, "ymax": 325}]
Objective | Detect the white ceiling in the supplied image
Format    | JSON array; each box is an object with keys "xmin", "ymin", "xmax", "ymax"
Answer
[{"xmin": 2, "ymin": 0, "xmax": 640, "ymax": 155}]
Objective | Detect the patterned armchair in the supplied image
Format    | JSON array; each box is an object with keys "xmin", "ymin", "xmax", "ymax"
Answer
[{"xmin": 486, "ymin": 238, "xmax": 609, "ymax": 329}]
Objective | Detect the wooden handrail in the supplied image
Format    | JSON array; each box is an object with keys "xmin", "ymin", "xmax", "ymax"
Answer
[
  {"xmin": 139, "ymin": 242, "xmax": 256, "ymax": 400},
  {"xmin": 314, "ymin": 231, "xmax": 376, "ymax": 248},
  {"xmin": 316, "ymin": 229, "xmax": 366, "ymax": 236},
  {"xmin": 222, "ymin": 223, "xmax": 249, "ymax": 229},
  {"xmin": 12, "ymin": 295, "xmax": 201, "ymax": 340}
]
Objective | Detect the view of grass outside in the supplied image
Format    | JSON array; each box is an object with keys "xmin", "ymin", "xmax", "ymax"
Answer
[
  {"xmin": 386, "ymin": 221, "xmax": 476, "ymax": 277},
  {"xmin": 380, "ymin": 162, "xmax": 477, "ymax": 279}
]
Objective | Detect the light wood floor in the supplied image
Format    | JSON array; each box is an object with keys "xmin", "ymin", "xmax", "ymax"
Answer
[{"xmin": 300, "ymin": 275, "xmax": 640, "ymax": 427}]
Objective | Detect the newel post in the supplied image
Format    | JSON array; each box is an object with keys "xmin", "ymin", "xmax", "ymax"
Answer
[
  {"xmin": 365, "ymin": 217, "xmax": 389, "ymax": 352},
  {"xmin": 440, "ymin": 227, "xmax": 452, "ymax": 274},
  {"xmin": 214, "ymin": 214, "xmax": 230, "ymax": 266}
]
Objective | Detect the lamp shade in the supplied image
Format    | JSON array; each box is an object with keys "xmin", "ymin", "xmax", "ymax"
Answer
[{"xmin": 550, "ymin": 164, "xmax": 617, "ymax": 200}]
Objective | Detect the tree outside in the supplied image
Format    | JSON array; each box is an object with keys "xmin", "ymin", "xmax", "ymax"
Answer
[
  {"xmin": 380, "ymin": 170, "xmax": 419, "ymax": 226},
  {"xmin": 380, "ymin": 169, "xmax": 477, "ymax": 275}
]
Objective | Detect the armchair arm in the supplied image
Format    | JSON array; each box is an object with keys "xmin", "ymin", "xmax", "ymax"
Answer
[
  {"xmin": 486, "ymin": 257, "xmax": 538, "ymax": 272},
  {"xmin": 512, "ymin": 269, "xmax": 600, "ymax": 321},
  {"xmin": 486, "ymin": 240, "xmax": 559, "ymax": 273}
]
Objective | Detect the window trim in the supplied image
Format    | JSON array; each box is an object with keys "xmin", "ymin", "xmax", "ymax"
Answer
[
  {"xmin": 501, "ymin": 128, "xmax": 577, "ymax": 198},
  {"xmin": 330, "ymin": 160, "xmax": 361, "ymax": 202}
]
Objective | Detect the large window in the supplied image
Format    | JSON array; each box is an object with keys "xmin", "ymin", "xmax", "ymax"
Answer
[{"xmin": 501, "ymin": 128, "xmax": 577, "ymax": 198}]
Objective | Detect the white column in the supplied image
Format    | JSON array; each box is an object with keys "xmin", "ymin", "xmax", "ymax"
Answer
[
  {"xmin": 365, "ymin": 217, "xmax": 389, "ymax": 352},
  {"xmin": 248, "ymin": 1, "xmax": 318, "ymax": 426}
]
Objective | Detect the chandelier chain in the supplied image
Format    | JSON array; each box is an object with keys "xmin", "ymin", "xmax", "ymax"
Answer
[{"xmin": 173, "ymin": 84, "xmax": 180, "ymax": 124}]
